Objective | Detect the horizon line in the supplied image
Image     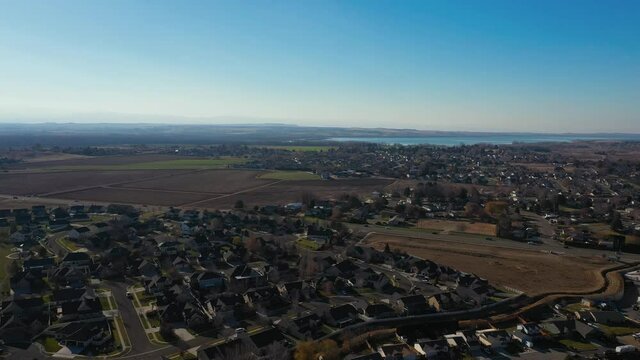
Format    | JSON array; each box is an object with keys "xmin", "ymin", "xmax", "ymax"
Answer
[{"xmin": 0, "ymin": 121, "xmax": 639, "ymax": 136}]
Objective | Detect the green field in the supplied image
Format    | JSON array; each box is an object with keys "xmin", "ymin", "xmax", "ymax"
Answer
[
  {"xmin": 258, "ymin": 170, "xmax": 320, "ymax": 180},
  {"xmin": 46, "ymin": 157, "xmax": 247, "ymax": 171},
  {"xmin": 254, "ymin": 145, "xmax": 335, "ymax": 152}
]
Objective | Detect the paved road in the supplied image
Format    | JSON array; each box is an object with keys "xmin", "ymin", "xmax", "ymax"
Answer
[{"xmin": 103, "ymin": 280, "xmax": 160, "ymax": 356}]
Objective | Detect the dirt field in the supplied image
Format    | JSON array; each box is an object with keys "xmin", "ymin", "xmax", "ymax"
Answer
[
  {"xmin": 53, "ymin": 187, "xmax": 212, "ymax": 206},
  {"xmin": 416, "ymin": 219, "xmax": 496, "ymax": 236},
  {"xmin": 363, "ymin": 234, "xmax": 611, "ymax": 296},
  {"xmin": 0, "ymin": 170, "xmax": 189, "ymax": 196},
  {"xmin": 116, "ymin": 169, "xmax": 270, "ymax": 194},
  {"xmin": 0, "ymin": 166, "xmax": 395, "ymax": 209},
  {"xmin": 193, "ymin": 178, "xmax": 395, "ymax": 208},
  {"xmin": 8, "ymin": 154, "xmax": 187, "ymax": 169}
]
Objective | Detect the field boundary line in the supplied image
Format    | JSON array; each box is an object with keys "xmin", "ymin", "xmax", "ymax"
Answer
[{"xmin": 178, "ymin": 180, "xmax": 285, "ymax": 207}]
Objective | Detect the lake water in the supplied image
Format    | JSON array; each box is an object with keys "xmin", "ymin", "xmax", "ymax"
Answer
[{"xmin": 329, "ymin": 134, "xmax": 640, "ymax": 146}]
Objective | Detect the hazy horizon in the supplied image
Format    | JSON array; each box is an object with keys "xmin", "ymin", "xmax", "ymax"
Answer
[{"xmin": 1, "ymin": 1, "xmax": 639, "ymax": 133}]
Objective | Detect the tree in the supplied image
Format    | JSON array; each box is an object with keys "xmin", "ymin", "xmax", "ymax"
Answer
[
  {"xmin": 38, "ymin": 246, "xmax": 48, "ymax": 257},
  {"xmin": 384, "ymin": 243, "xmax": 391, "ymax": 253},
  {"xmin": 263, "ymin": 340, "xmax": 290, "ymax": 360},
  {"xmin": 294, "ymin": 340, "xmax": 340, "ymax": 360},
  {"xmin": 610, "ymin": 211, "xmax": 623, "ymax": 231},
  {"xmin": 496, "ymin": 212, "xmax": 512, "ymax": 238},
  {"xmin": 234, "ymin": 200, "xmax": 245, "ymax": 209}
]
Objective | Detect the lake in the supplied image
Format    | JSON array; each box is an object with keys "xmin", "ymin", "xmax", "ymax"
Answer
[{"xmin": 329, "ymin": 134, "xmax": 640, "ymax": 146}]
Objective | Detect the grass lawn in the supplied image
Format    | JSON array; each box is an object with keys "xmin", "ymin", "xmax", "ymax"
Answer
[
  {"xmin": 0, "ymin": 236, "xmax": 15, "ymax": 295},
  {"xmin": 258, "ymin": 170, "xmax": 320, "ymax": 180},
  {"xmin": 40, "ymin": 337, "xmax": 62, "ymax": 353},
  {"xmin": 564, "ymin": 302, "xmax": 590, "ymax": 313},
  {"xmin": 99, "ymin": 295, "xmax": 113, "ymax": 310},
  {"xmin": 90, "ymin": 214, "xmax": 115, "ymax": 223},
  {"xmin": 559, "ymin": 339, "xmax": 598, "ymax": 351},
  {"xmin": 253, "ymin": 145, "xmax": 335, "ymax": 152},
  {"xmin": 136, "ymin": 291, "xmax": 156, "ymax": 307},
  {"xmin": 598, "ymin": 324, "xmax": 640, "ymax": 336},
  {"xmin": 147, "ymin": 312, "xmax": 161, "ymax": 328},
  {"xmin": 296, "ymin": 237, "xmax": 321, "ymax": 250},
  {"xmin": 111, "ymin": 319, "xmax": 124, "ymax": 352},
  {"xmin": 114, "ymin": 317, "xmax": 131, "ymax": 347},
  {"xmin": 47, "ymin": 157, "xmax": 247, "ymax": 171},
  {"xmin": 140, "ymin": 315, "xmax": 151, "ymax": 329},
  {"xmin": 57, "ymin": 237, "xmax": 79, "ymax": 251}
]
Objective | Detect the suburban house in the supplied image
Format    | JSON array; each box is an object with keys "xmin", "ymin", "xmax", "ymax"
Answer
[{"xmin": 413, "ymin": 338, "xmax": 453, "ymax": 359}]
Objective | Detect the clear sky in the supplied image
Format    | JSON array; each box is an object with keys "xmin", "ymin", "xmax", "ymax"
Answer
[{"xmin": 0, "ymin": 0, "xmax": 638, "ymax": 133}]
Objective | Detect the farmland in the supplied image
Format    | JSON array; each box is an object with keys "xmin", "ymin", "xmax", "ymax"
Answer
[
  {"xmin": 0, "ymin": 154, "xmax": 394, "ymax": 208},
  {"xmin": 0, "ymin": 170, "xmax": 189, "ymax": 196},
  {"xmin": 257, "ymin": 170, "xmax": 320, "ymax": 180},
  {"xmin": 363, "ymin": 233, "xmax": 611, "ymax": 296},
  {"xmin": 42, "ymin": 157, "xmax": 247, "ymax": 171},
  {"xmin": 117, "ymin": 169, "xmax": 271, "ymax": 194}
]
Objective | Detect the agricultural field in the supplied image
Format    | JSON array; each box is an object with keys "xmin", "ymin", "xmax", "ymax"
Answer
[
  {"xmin": 363, "ymin": 234, "xmax": 611, "ymax": 296},
  {"xmin": 416, "ymin": 219, "xmax": 496, "ymax": 236},
  {"xmin": 0, "ymin": 170, "xmax": 189, "ymax": 196},
  {"xmin": 42, "ymin": 157, "xmax": 247, "ymax": 171},
  {"xmin": 194, "ymin": 178, "xmax": 395, "ymax": 209},
  {"xmin": 257, "ymin": 170, "xmax": 320, "ymax": 180},
  {"xmin": 0, "ymin": 153, "xmax": 395, "ymax": 209},
  {"xmin": 7, "ymin": 154, "xmax": 186, "ymax": 170},
  {"xmin": 117, "ymin": 169, "xmax": 271, "ymax": 194},
  {"xmin": 54, "ymin": 187, "xmax": 212, "ymax": 207}
]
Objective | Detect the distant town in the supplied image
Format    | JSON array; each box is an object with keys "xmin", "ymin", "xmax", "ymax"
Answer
[{"xmin": 1, "ymin": 139, "xmax": 640, "ymax": 359}]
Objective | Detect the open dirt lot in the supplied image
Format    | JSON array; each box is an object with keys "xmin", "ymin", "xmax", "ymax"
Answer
[
  {"xmin": 194, "ymin": 178, "xmax": 395, "ymax": 208},
  {"xmin": 363, "ymin": 234, "xmax": 612, "ymax": 296},
  {"xmin": 416, "ymin": 219, "xmax": 496, "ymax": 236}
]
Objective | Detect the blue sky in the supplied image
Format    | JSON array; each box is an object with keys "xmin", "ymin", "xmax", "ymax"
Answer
[{"xmin": 0, "ymin": 0, "xmax": 638, "ymax": 132}]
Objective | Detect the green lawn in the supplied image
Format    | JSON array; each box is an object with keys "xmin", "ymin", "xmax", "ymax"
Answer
[
  {"xmin": 258, "ymin": 170, "xmax": 320, "ymax": 180},
  {"xmin": 147, "ymin": 313, "xmax": 161, "ymax": 328},
  {"xmin": 41, "ymin": 337, "xmax": 62, "ymax": 353},
  {"xmin": 559, "ymin": 339, "xmax": 598, "ymax": 351},
  {"xmin": 0, "ymin": 236, "xmax": 15, "ymax": 295},
  {"xmin": 114, "ymin": 317, "xmax": 131, "ymax": 347},
  {"xmin": 253, "ymin": 145, "xmax": 335, "ymax": 152},
  {"xmin": 90, "ymin": 214, "xmax": 115, "ymax": 223},
  {"xmin": 46, "ymin": 157, "xmax": 247, "ymax": 171},
  {"xmin": 136, "ymin": 291, "xmax": 156, "ymax": 307},
  {"xmin": 57, "ymin": 237, "xmax": 80, "ymax": 251},
  {"xmin": 598, "ymin": 324, "xmax": 640, "ymax": 336},
  {"xmin": 296, "ymin": 238, "xmax": 321, "ymax": 250},
  {"xmin": 99, "ymin": 295, "xmax": 113, "ymax": 310}
]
